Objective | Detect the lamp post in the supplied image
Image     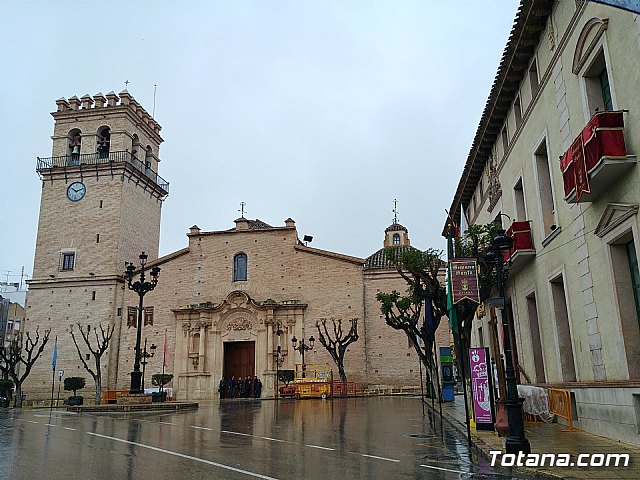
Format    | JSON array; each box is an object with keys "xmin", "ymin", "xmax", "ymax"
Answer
[
  {"xmin": 125, "ymin": 252, "xmax": 160, "ymax": 394},
  {"xmin": 291, "ymin": 335, "xmax": 314, "ymax": 377},
  {"xmin": 140, "ymin": 338, "xmax": 157, "ymax": 391},
  {"xmin": 488, "ymin": 229, "xmax": 531, "ymax": 454}
]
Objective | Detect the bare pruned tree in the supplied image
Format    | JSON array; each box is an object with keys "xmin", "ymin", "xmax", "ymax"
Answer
[
  {"xmin": 70, "ymin": 322, "xmax": 115, "ymax": 405},
  {"xmin": 315, "ymin": 318, "xmax": 359, "ymax": 383},
  {"xmin": 0, "ymin": 327, "xmax": 51, "ymax": 407}
]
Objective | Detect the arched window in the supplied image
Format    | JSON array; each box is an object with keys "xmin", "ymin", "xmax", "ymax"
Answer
[
  {"xmin": 131, "ymin": 134, "xmax": 140, "ymax": 159},
  {"xmin": 97, "ymin": 126, "xmax": 110, "ymax": 159},
  {"xmin": 233, "ymin": 253, "xmax": 248, "ymax": 281},
  {"xmin": 393, "ymin": 233, "xmax": 401, "ymax": 245},
  {"xmin": 145, "ymin": 145, "xmax": 153, "ymax": 172},
  {"xmin": 68, "ymin": 128, "xmax": 82, "ymax": 165}
]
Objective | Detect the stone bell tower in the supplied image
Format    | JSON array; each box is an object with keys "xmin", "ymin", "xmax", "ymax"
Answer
[{"xmin": 25, "ymin": 91, "xmax": 169, "ymax": 398}]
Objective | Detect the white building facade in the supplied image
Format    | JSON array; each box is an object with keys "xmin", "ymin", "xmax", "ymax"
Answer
[{"xmin": 447, "ymin": 0, "xmax": 640, "ymax": 446}]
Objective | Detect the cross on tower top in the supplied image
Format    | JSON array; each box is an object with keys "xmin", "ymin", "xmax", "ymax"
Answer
[
  {"xmin": 392, "ymin": 198, "xmax": 399, "ymax": 224},
  {"xmin": 124, "ymin": 80, "xmax": 130, "ymax": 90},
  {"xmin": 238, "ymin": 202, "xmax": 247, "ymax": 218}
]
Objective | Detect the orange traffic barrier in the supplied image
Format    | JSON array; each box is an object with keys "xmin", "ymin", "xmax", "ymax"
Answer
[{"xmin": 548, "ymin": 388, "xmax": 578, "ymax": 431}]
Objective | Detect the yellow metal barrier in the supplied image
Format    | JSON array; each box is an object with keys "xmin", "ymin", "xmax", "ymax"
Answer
[{"xmin": 548, "ymin": 388, "xmax": 578, "ymax": 431}]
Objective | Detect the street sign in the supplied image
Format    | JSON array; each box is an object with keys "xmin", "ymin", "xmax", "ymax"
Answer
[{"xmin": 58, "ymin": 370, "xmax": 64, "ymax": 379}]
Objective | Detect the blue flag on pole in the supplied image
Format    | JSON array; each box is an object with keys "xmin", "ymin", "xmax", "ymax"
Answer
[{"xmin": 52, "ymin": 336, "xmax": 58, "ymax": 371}]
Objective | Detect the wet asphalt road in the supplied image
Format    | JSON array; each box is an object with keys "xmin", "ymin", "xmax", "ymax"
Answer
[{"xmin": 0, "ymin": 397, "xmax": 533, "ymax": 479}]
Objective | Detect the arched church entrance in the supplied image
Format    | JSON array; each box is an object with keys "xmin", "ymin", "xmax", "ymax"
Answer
[{"xmin": 223, "ymin": 341, "xmax": 255, "ymax": 379}]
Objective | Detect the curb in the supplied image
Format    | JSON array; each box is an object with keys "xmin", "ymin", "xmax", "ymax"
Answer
[{"xmin": 428, "ymin": 401, "xmax": 564, "ymax": 480}]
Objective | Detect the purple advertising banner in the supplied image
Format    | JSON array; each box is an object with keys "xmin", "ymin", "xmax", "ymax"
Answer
[
  {"xmin": 469, "ymin": 347, "xmax": 493, "ymax": 425},
  {"xmin": 450, "ymin": 258, "xmax": 480, "ymax": 304}
]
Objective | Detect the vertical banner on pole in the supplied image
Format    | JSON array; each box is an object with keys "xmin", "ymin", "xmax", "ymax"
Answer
[{"xmin": 469, "ymin": 347, "xmax": 494, "ymax": 431}]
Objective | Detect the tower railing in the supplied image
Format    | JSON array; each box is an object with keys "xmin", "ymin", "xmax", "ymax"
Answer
[{"xmin": 36, "ymin": 150, "xmax": 169, "ymax": 194}]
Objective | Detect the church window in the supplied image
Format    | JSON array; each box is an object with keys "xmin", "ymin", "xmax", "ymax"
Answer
[
  {"xmin": 233, "ymin": 253, "xmax": 248, "ymax": 281},
  {"xmin": 393, "ymin": 233, "xmax": 400, "ymax": 245},
  {"xmin": 60, "ymin": 252, "xmax": 75, "ymax": 271}
]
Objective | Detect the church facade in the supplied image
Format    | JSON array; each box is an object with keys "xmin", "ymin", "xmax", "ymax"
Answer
[{"xmin": 25, "ymin": 92, "xmax": 449, "ymax": 401}]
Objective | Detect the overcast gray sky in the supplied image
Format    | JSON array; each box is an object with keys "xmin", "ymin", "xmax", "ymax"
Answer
[{"xmin": 0, "ymin": 0, "xmax": 519, "ymax": 288}]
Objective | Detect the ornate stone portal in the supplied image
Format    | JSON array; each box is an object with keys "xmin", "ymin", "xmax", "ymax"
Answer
[{"xmin": 173, "ymin": 291, "xmax": 306, "ymax": 400}]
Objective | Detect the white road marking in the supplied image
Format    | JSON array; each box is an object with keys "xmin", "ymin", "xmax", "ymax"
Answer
[
  {"xmin": 63, "ymin": 427, "xmax": 76, "ymax": 431},
  {"xmin": 27, "ymin": 420, "xmax": 39, "ymax": 424},
  {"xmin": 191, "ymin": 426, "xmax": 213, "ymax": 431},
  {"xmin": 420, "ymin": 464, "xmax": 474, "ymax": 475},
  {"xmin": 306, "ymin": 444, "xmax": 335, "ymax": 451},
  {"xmin": 45, "ymin": 423, "xmax": 56, "ymax": 427},
  {"xmin": 86, "ymin": 432, "xmax": 279, "ymax": 480},
  {"xmin": 361, "ymin": 454, "xmax": 399, "ymax": 463},
  {"xmin": 221, "ymin": 430, "xmax": 252, "ymax": 437},
  {"xmin": 159, "ymin": 422, "xmax": 176, "ymax": 425},
  {"xmin": 261, "ymin": 437, "xmax": 287, "ymax": 443}
]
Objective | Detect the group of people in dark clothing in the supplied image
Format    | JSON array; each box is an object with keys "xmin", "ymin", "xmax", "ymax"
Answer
[{"xmin": 219, "ymin": 375, "xmax": 262, "ymax": 399}]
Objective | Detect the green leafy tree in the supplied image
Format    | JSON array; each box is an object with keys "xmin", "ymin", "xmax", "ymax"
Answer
[
  {"xmin": 376, "ymin": 247, "xmax": 447, "ymax": 393},
  {"xmin": 315, "ymin": 318, "xmax": 359, "ymax": 383},
  {"xmin": 151, "ymin": 373, "xmax": 173, "ymax": 388},
  {"xmin": 64, "ymin": 377, "xmax": 86, "ymax": 398},
  {"xmin": 0, "ymin": 328, "xmax": 51, "ymax": 407}
]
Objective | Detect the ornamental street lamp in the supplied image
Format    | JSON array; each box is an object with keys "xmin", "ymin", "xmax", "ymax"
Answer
[
  {"xmin": 487, "ymin": 228, "xmax": 531, "ymax": 455},
  {"xmin": 140, "ymin": 338, "xmax": 157, "ymax": 391},
  {"xmin": 291, "ymin": 335, "xmax": 314, "ymax": 377},
  {"xmin": 125, "ymin": 252, "xmax": 160, "ymax": 394}
]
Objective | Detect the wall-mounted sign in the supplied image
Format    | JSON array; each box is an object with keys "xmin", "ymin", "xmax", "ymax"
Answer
[{"xmin": 450, "ymin": 258, "xmax": 480, "ymax": 304}]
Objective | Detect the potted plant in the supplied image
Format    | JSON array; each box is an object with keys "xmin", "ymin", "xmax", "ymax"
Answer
[
  {"xmin": 151, "ymin": 374, "xmax": 173, "ymax": 402},
  {"xmin": 64, "ymin": 377, "xmax": 86, "ymax": 406},
  {"xmin": 0, "ymin": 379, "xmax": 13, "ymax": 407}
]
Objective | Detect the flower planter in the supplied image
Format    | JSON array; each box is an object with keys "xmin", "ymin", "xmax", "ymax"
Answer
[{"xmin": 151, "ymin": 392, "xmax": 167, "ymax": 403}]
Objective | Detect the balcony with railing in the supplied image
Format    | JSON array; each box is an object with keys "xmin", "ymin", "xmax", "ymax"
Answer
[
  {"xmin": 560, "ymin": 110, "xmax": 636, "ymax": 203},
  {"xmin": 502, "ymin": 220, "xmax": 535, "ymax": 272},
  {"xmin": 36, "ymin": 150, "xmax": 169, "ymax": 195}
]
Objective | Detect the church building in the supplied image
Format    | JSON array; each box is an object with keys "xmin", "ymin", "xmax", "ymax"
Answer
[{"xmin": 25, "ymin": 92, "xmax": 448, "ymax": 400}]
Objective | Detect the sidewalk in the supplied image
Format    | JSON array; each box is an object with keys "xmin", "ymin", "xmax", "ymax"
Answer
[{"xmin": 435, "ymin": 394, "xmax": 640, "ymax": 479}]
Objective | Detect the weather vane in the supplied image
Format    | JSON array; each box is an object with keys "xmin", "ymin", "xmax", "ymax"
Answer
[
  {"xmin": 392, "ymin": 198, "xmax": 399, "ymax": 224},
  {"xmin": 238, "ymin": 202, "xmax": 247, "ymax": 218}
]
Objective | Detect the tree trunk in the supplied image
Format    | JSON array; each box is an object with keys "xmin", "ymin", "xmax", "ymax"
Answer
[
  {"xmin": 95, "ymin": 360, "xmax": 102, "ymax": 405},
  {"xmin": 14, "ymin": 382, "xmax": 23, "ymax": 408},
  {"xmin": 95, "ymin": 375, "xmax": 102, "ymax": 405},
  {"xmin": 337, "ymin": 364, "xmax": 347, "ymax": 384}
]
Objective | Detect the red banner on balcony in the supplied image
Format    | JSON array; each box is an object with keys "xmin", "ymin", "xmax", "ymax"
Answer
[
  {"xmin": 449, "ymin": 258, "xmax": 480, "ymax": 304},
  {"xmin": 572, "ymin": 135, "xmax": 590, "ymax": 202},
  {"xmin": 560, "ymin": 111, "xmax": 626, "ymax": 201}
]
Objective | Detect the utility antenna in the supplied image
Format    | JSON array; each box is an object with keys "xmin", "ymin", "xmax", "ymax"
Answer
[
  {"xmin": 238, "ymin": 202, "xmax": 247, "ymax": 218},
  {"xmin": 152, "ymin": 84, "xmax": 157, "ymax": 118},
  {"xmin": 124, "ymin": 80, "xmax": 130, "ymax": 90},
  {"xmin": 392, "ymin": 198, "xmax": 399, "ymax": 224}
]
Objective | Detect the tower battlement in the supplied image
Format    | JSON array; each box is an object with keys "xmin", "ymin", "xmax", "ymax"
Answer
[{"xmin": 54, "ymin": 90, "xmax": 162, "ymax": 136}]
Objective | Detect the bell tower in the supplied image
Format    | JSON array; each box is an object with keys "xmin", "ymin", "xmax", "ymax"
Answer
[{"xmin": 25, "ymin": 91, "xmax": 169, "ymax": 397}]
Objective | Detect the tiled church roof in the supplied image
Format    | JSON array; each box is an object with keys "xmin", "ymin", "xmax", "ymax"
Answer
[
  {"xmin": 364, "ymin": 245, "xmax": 415, "ymax": 270},
  {"xmin": 384, "ymin": 223, "xmax": 408, "ymax": 233},
  {"xmin": 247, "ymin": 219, "xmax": 273, "ymax": 229}
]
